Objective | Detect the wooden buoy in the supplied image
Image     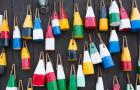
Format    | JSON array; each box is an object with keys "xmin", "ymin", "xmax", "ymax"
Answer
[
  {"xmin": 27, "ymin": 78, "xmax": 33, "ymax": 90},
  {"xmin": 112, "ymin": 75, "xmax": 120, "ymax": 90},
  {"xmin": 126, "ymin": 74, "xmax": 134, "ymax": 90}
]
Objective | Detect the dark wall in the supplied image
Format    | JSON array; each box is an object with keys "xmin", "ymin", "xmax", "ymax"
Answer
[{"xmin": 0, "ymin": 0, "xmax": 140, "ymax": 90}]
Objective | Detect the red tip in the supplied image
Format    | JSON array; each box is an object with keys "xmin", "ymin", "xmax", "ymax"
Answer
[{"xmin": 45, "ymin": 25, "xmax": 54, "ymax": 38}]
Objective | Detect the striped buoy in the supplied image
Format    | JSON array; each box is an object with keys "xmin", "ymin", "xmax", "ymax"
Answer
[
  {"xmin": 22, "ymin": 5, "xmax": 33, "ymax": 40},
  {"xmin": 0, "ymin": 48, "xmax": 7, "ymax": 75},
  {"xmin": 121, "ymin": 36, "xmax": 132, "ymax": 71},
  {"xmin": 21, "ymin": 40, "xmax": 30, "ymax": 70},
  {"xmin": 56, "ymin": 54, "xmax": 67, "ymax": 90},
  {"xmin": 126, "ymin": 74, "xmax": 134, "ymax": 90},
  {"xmin": 98, "ymin": 33, "xmax": 114, "ymax": 69},
  {"xmin": 32, "ymin": 51, "xmax": 45, "ymax": 87},
  {"xmin": 83, "ymin": 41, "xmax": 94, "ymax": 75},
  {"xmin": 138, "ymin": 45, "xmax": 140, "ymax": 75},
  {"xmin": 136, "ymin": 74, "xmax": 140, "ymax": 90},
  {"xmin": 59, "ymin": 0, "xmax": 69, "ymax": 31},
  {"xmin": 99, "ymin": 0, "xmax": 108, "ymax": 31},
  {"xmin": 6, "ymin": 64, "xmax": 17, "ymax": 90},
  {"xmin": 85, "ymin": 0, "xmax": 96, "ymax": 30},
  {"xmin": 45, "ymin": 18, "xmax": 55, "ymax": 51},
  {"xmin": 77, "ymin": 54, "xmax": 85, "ymax": 87},
  {"xmin": 45, "ymin": 53, "xmax": 58, "ymax": 90},
  {"xmin": 96, "ymin": 67, "xmax": 104, "ymax": 90},
  {"xmin": 68, "ymin": 38, "xmax": 78, "ymax": 61},
  {"xmin": 0, "ymin": 10, "xmax": 10, "ymax": 47},
  {"xmin": 13, "ymin": 16, "xmax": 21, "ymax": 50},
  {"xmin": 18, "ymin": 80, "xmax": 23, "ymax": 90},
  {"xmin": 109, "ymin": 29, "xmax": 120, "ymax": 53},
  {"xmin": 89, "ymin": 34, "xmax": 102, "ymax": 64},
  {"xmin": 27, "ymin": 78, "xmax": 33, "ymax": 90},
  {"xmin": 33, "ymin": 8, "xmax": 44, "ymax": 41},
  {"xmin": 52, "ymin": 2, "xmax": 61, "ymax": 37},
  {"xmin": 130, "ymin": 0, "xmax": 140, "ymax": 32},
  {"xmin": 73, "ymin": 3, "xmax": 84, "ymax": 39},
  {"xmin": 109, "ymin": 0, "xmax": 120, "ymax": 27},
  {"xmin": 68, "ymin": 64, "xmax": 77, "ymax": 90},
  {"xmin": 112, "ymin": 75, "xmax": 120, "ymax": 90},
  {"xmin": 119, "ymin": 0, "xmax": 131, "ymax": 32}
]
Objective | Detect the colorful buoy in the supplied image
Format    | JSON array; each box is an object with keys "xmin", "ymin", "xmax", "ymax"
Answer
[
  {"xmin": 32, "ymin": 51, "xmax": 45, "ymax": 87},
  {"xmin": 85, "ymin": 0, "xmax": 96, "ymax": 30},
  {"xmin": 45, "ymin": 18, "xmax": 55, "ymax": 51},
  {"xmin": 38, "ymin": 0, "xmax": 49, "ymax": 14},
  {"xmin": 136, "ymin": 74, "xmax": 140, "ymax": 90},
  {"xmin": 21, "ymin": 40, "xmax": 30, "ymax": 70},
  {"xmin": 99, "ymin": 0, "xmax": 108, "ymax": 31},
  {"xmin": 109, "ymin": 0, "xmax": 120, "ymax": 27},
  {"xmin": 68, "ymin": 64, "xmax": 77, "ymax": 90},
  {"xmin": 83, "ymin": 41, "xmax": 94, "ymax": 75},
  {"xmin": 33, "ymin": 8, "xmax": 44, "ymax": 41},
  {"xmin": 109, "ymin": 29, "xmax": 120, "ymax": 53},
  {"xmin": 98, "ymin": 33, "xmax": 114, "ymax": 69},
  {"xmin": 126, "ymin": 74, "xmax": 134, "ymax": 90},
  {"xmin": 6, "ymin": 64, "xmax": 17, "ymax": 90},
  {"xmin": 18, "ymin": 80, "xmax": 23, "ymax": 90},
  {"xmin": 0, "ymin": 48, "xmax": 7, "ymax": 75},
  {"xmin": 52, "ymin": 2, "xmax": 61, "ymax": 37},
  {"xmin": 22, "ymin": 5, "xmax": 33, "ymax": 39},
  {"xmin": 96, "ymin": 67, "xmax": 104, "ymax": 90},
  {"xmin": 56, "ymin": 54, "xmax": 67, "ymax": 90},
  {"xmin": 130, "ymin": 0, "xmax": 140, "ymax": 32},
  {"xmin": 27, "ymin": 78, "xmax": 33, "ymax": 90},
  {"xmin": 45, "ymin": 53, "xmax": 58, "ymax": 90},
  {"xmin": 112, "ymin": 75, "xmax": 120, "ymax": 90},
  {"xmin": 73, "ymin": 3, "xmax": 84, "ymax": 39},
  {"xmin": 0, "ymin": 10, "xmax": 10, "ymax": 47},
  {"xmin": 68, "ymin": 38, "xmax": 78, "ymax": 61},
  {"xmin": 89, "ymin": 34, "xmax": 102, "ymax": 64},
  {"xmin": 121, "ymin": 36, "xmax": 132, "ymax": 71},
  {"xmin": 119, "ymin": 0, "xmax": 131, "ymax": 32},
  {"xmin": 77, "ymin": 54, "xmax": 85, "ymax": 87},
  {"xmin": 13, "ymin": 16, "xmax": 21, "ymax": 50},
  {"xmin": 59, "ymin": 0, "xmax": 69, "ymax": 31}
]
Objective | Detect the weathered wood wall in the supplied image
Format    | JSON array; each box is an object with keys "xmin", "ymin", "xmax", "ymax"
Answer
[{"xmin": 0, "ymin": 0, "xmax": 140, "ymax": 90}]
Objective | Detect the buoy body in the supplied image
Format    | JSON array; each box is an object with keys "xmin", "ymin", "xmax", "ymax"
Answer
[
  {"xmin": 136, "ymin": 85, "xmax": 140, "ymax": 90},
  {"xmin": 109, "ymin": 30, "xmax": 120, "ymax": 53},
  {"xmin": 33, "ymin": 18, "xmax": 44, "ymax": 41},
  {"xmin": 6, "ymin": 75, "xmax": 17, "ymax": 90},
  {"xmin": 89, "ymin": 42, "xmax": 102, "ymax": 64},
  {"xmin": 13, "ymin": 26, "xmax": 21, "ymax": 50},
  {"xmin": 131, "ymin": 8, "xmax": 140, "ymax": 32},
  {"xmin": 0, "ymin": 51, "xmax": 6, "ymax": 75},
  {"xmin": 73, "ymin": 12, "xmax": 84, "ymax": 38},
  {"xmin": 96, "ymin": 77, "xmax": 104, "ymax": 90},
  {"xmin": 59, "ymin": 8, "xmax": 69, "ymax": 31},
  {"xmin": 99, "ymin": 5, "xmax": 108, "ymax": 31},
  {"xmin": 99, "ymin": 44, "xmax": 114, "ymax": 69},
  {"xmin": 85, "ymin": 6, "xmax": 96, "ymax": 29},
  {"xmin": 68, "ymin": 74, "xmax": 77, "ymax": 90},
  {"xmin": 126, "ymin": 84, "xmax": 134, "ymax": 90}
]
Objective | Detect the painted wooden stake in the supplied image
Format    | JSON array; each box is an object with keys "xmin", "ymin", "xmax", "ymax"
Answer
[
  {"xmin": 126, "ymin": 74, "xmax": 134, "ymax": 90},
  {"xmin": 27, "ymin": 78, "xmax": 33, "ymax": 90},
  {"xmin": 112, "ymin": 75, "xmax": 120, "ymax": 90}
]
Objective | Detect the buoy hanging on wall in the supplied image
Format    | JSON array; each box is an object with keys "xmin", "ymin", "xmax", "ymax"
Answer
[
  {"xmin": 32, "ymin": 51, "xmax": 45, "ymax": 87},
  {"xmin": 109, "ymin": 0, "xmax": 120, "ymax": 27},
  {"xmin": 13, "ymin": 16, "xmax": 21, "ymax": 50},
  {"xmin": 98, "ymin": 33, "xmax": 114, "ymax": 69},
  {"xmin": 59, "ymin": 0, "xmax": 69, "ymax": 31},
  {"xmin": 85, "ymin": 0, "xmax": 96, "ymax": 30},
  {"xmin": 21, "ymin": 40, "xmax": 31, "ymax": 70},
  {"xmin": 18, "ymin": 80, "xmax": 24, "ymax": 90},
  {"xmin": 45, "ymin": 18, "xmax": 55, "ymax": 51},
  {"xmin": 89, "ymin": 34, "xmax": 102, "ymax": 64},
  {"xmin": 109, "ymin": 28, "xmax": 120, "ymax": 53},
  {"xmin": 96, "ymin": 67, "xmax": 104, "ymax": 90},
  {"xmin": 6, "ymin": 64, "xmax": 17, "ymax": 90},
  {"xmin": 27, "ymin": 78, "xmax": 33, "ymax": 90},
  {"xmin": 130, "ymin": 0, "xmax": 140, "ymax": 32},
  {"xmin": 56, "ymin": 53, "xmax": 67, "ymax": 90},
  {"xmin": 0, "ymin": 10, "xmax": 10, "ymax": 47},
  {"xmin": 121, "ymin": 36, "xmax": 132, "ymax": 72},
  {"xmin": 99, "ymin": 0, "xmax": 108, "ymax": 31},
  {"xmin": 22, "ymin": 5, "xmax": 33, "ymax": 40},
  {"xmin": 52, "ymin": 2, "xmax": 61, "ymax": 37},
  {"xmin": 136, "ymin": 74, "xmax": 140, "ymax": 90},
  {"xmin": 68, "ymin": 64, "xmax": 77, "ymax": 90},
  {"xmin": 68, "ymin": 38, "xmax": 78, "ymax": 61},
  {"xmin": 73, "ymin": 3, "xmax": 84, "ymax": 39},
  {"xmin": 77, "ymin": 54, "xmax": 85, "ymax": 87},
  {"xmin": 119, "ymin": 0, "xmax": 131, "ymax": 32},
  {"xmin": 0, "ymin": 48, "xmax": 7, "ymax": 75},
  {"xmin": 33, "ymin": 8, "xmax": 44, "ymax": 41},
  {"xmin": 112, "ymin": 75, "xmax": 120, "ymax": 90},
  {"xmin": 126, "ymin": 74, "xmax": 134, "ymax": 90},
  {"xmin": 83, "ymin": 41, "xmax": 94, "ymax": 75},
  {"xmin": 45, "ymin": 53, "xmax": 58, "ymax": 90}
]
